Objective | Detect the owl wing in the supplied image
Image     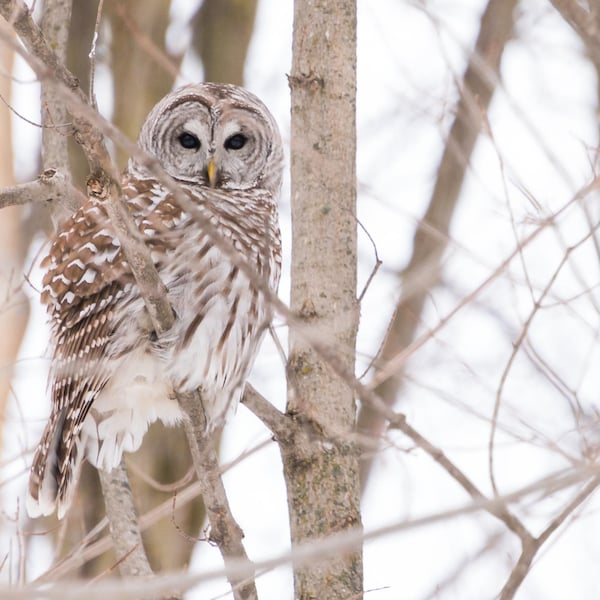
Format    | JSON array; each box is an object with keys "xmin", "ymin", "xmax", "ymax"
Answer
[{"xmin": 29, "ymin": 199, "xmax": 134, "ymax": 517}]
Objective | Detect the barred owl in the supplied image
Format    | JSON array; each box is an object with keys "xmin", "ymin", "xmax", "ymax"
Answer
[{"xmin": 27, "ymin": 83, "xmax": 283, "ymax": 519}]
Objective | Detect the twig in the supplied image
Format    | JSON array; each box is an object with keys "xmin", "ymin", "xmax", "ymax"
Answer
[
  {"xmin": 390, "ymin": 414, "xmax": 532, "ymax": 541},
  {"xmin": 489, "ymin": 224, "xmax": 600, "ymax": 495},
  {"xmin": 88, "ymin": 0, "xmax": 104, "ymax": 109},
  {"xmin": 13, "ymin": 464, "xmax": 600, "ymax": 600},
  {"xmin": 355, "ymin": 0, "xmax": 519, "ymax": 492},
  {"xmin": 498, "ymin": 474, "xmax": 600, "ymax": 600}
]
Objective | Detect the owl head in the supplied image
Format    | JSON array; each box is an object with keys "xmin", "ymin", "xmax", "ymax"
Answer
[{"xmin": 130, "ymin": 82, "xmax": 284, "ymax": 197}]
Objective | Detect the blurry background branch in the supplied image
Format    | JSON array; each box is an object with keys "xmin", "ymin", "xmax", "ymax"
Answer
[
  {"xmin": 0, "ymin": 18, "xmax": 28, "ymax": 458},
  {"xmin": 357, "ymin": 0, "xmax": 519, "ymax": 492},
  {"xmin": 192, "ymin": 0, "xmax": 258, "ymax": 86}
]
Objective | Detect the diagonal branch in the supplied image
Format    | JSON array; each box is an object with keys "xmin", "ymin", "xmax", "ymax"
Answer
[
  {"xmin": 0, "ymin": 0, "xmax": 174, "ymax": 335},
  {"xmin": 178, "ymin": 390, "xmax": 257, "ymax": 600},
  {"xmin": 356, "ymin": 0, "xmax": 519, "ymax": 492},
  {"xmin": 498, "ymin": 474, "xmax": 600, "ymax": 600},
  {"xmin": 547, "ymin": 0, "xmax": 600, "ymax": 59}
]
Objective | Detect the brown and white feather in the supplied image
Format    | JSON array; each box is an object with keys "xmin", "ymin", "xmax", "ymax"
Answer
[{"xmin": 27, "ymin": 83, "xmax": 283, "ymax": 519}]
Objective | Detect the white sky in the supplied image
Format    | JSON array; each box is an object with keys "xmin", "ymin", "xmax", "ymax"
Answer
[{"xmin": 4, "ymin": 0, "xmax": 600, "ymax": 598}]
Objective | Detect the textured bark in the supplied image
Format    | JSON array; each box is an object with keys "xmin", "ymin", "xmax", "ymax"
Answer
[
  {"xmin": 98, "ymin": 461, "xmax": 155, "ymax": 579},
  {"xmin": 283, "ymin": 1, "xmax": 362, "ymax": 598},
  {"xmin": 192, "ymin": 0, "xmax": 258, "ymax": 86},
  {"xmin": 40, "ymin": 0, "xmax": 79, "ymax": 226},
  {"xmin": 357, "ymin": 0, "xmax": 519, "ymax": 492}
]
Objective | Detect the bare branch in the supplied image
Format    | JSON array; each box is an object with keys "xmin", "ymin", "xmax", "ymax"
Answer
[
  {"xmin": 241, "ymin": 384, "xmax": 289, "ymax": 439},
  {"xmin": 498, "ymin": 474, "xmax": 600, "ymax": 600},
  {"xmin": 0, "ymin": 168, "xmax": 82, "ymax": 209},
  {"xmin": 548, "ymin": 0, "xmax": 600, "ymax": 57},
  {"xmin": 357, "ymin": 0, "xmax": 519, "ymax": 492},
  {"xmin": 14, "ymin": 464, "xmax": 600, "ymax": 600},
  {"xmin": 40, "ymin": 0, "xmax": 75, "ymax": 225},
  {"xmin": 177, "ymin": 390, "xmax": 257, "ymax": 600},
  {"xmin": 392, "ymin": 415, "xmax": 532, "ymax": 541},
  {"xmin": 97, "ymin": 461, "xmax": 154, "ymax": 579}
]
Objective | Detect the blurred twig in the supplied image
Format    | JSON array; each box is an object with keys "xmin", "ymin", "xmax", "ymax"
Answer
[{"xmin": 357, "ymin": 0, "xmax": 519, "ymax": 492}]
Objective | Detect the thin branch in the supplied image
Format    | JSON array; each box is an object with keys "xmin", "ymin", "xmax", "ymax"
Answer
[
  {"xmin": 548, "ymin": 0, "xmax": 600, "ymax": 57},
  {"xmin": 356, "ymin": 0, "xmax": 519, "ymax": 492},
  {"xmin": 489, "ymin": 224, "xmax": 600, "ymax": 495},
  {"xmin": 177, "ymin": 390, "xmax": 257, "ymax": 600},
  {"xmin": 14, "ymin": 464, "xmax": 600, "ymax": 600},
  {"xmin": 241, "ymin": 384, "xmax": 289, "ymax": 439},
  {"xmin": 0, "ymin": 169, "xmax": 82, "ymax": 209},
  {"xmin": 498, "ymin": 474, "xmax": 600, "ymax": 600},
  {"xmin": 390, "ymin": 414, "xmax": 532, "ymax": 542}
]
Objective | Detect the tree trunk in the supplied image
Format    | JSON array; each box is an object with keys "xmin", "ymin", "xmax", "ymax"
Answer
[{"xmin": 283, "ymin": 0, "xmax": 362, "ymax": 597}]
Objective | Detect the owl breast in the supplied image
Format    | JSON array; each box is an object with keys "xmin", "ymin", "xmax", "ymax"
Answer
[{"xmin": 78, "ymin": 181, "xmax": 281, "ymax": 470}]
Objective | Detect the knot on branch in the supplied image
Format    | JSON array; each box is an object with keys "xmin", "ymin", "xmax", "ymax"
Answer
[
  {"xmin": 86, "ymin": 171, "xmax": 111, "ymax": 200},
  {"xmin": 287, "ymin": 71, "xmax": 324, "ymax": 92}
]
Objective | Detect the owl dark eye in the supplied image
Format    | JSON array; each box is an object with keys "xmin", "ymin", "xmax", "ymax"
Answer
[
  {"xmin": 224, "ymin": 134, "xmax": 247, "ymax": 150},
  {"xmin": 178, "ymin": 132, "xmax": 200, "ymax": 150}
]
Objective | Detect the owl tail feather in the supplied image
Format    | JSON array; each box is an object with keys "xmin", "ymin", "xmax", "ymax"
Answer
[{"xmin": 26, "ymin": 409, "xmax": 83, "ymax": 520}]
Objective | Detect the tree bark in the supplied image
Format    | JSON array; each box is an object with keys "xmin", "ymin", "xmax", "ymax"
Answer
[{"xmin": 283, "ymin": 0, "xmax": 362, "ymax": 598}]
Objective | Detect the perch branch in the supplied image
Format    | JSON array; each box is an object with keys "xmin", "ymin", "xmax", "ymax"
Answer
[
  {"xmin": 97, "ymin": 462, "xmax": 154, "ymax": 578},
  {"xmin": 177, "ymin": 390, "xmax": 258, "ymax": 600},
  {"xmin": 98, "ymin": 461, "xmax": 182, "ymax": 599}
]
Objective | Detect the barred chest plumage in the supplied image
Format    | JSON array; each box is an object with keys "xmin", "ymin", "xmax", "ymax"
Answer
[{"xmin": 28, "ymin": 177, "xmax": 280, "ymax": 517}]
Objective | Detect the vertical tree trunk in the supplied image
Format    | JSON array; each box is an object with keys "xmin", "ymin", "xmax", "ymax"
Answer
[
  {"xmin": 284, "ymin": 0, "xmax": 362, "ymax": 597},
  {"xmin": 0, "ymin": 21, "xmax": 29, "ymax": 453}
]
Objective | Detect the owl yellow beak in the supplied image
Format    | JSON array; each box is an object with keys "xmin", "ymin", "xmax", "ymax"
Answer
[{"xmin": 207, "ymin": 158, "xmax": 217, "ymax": 187}]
